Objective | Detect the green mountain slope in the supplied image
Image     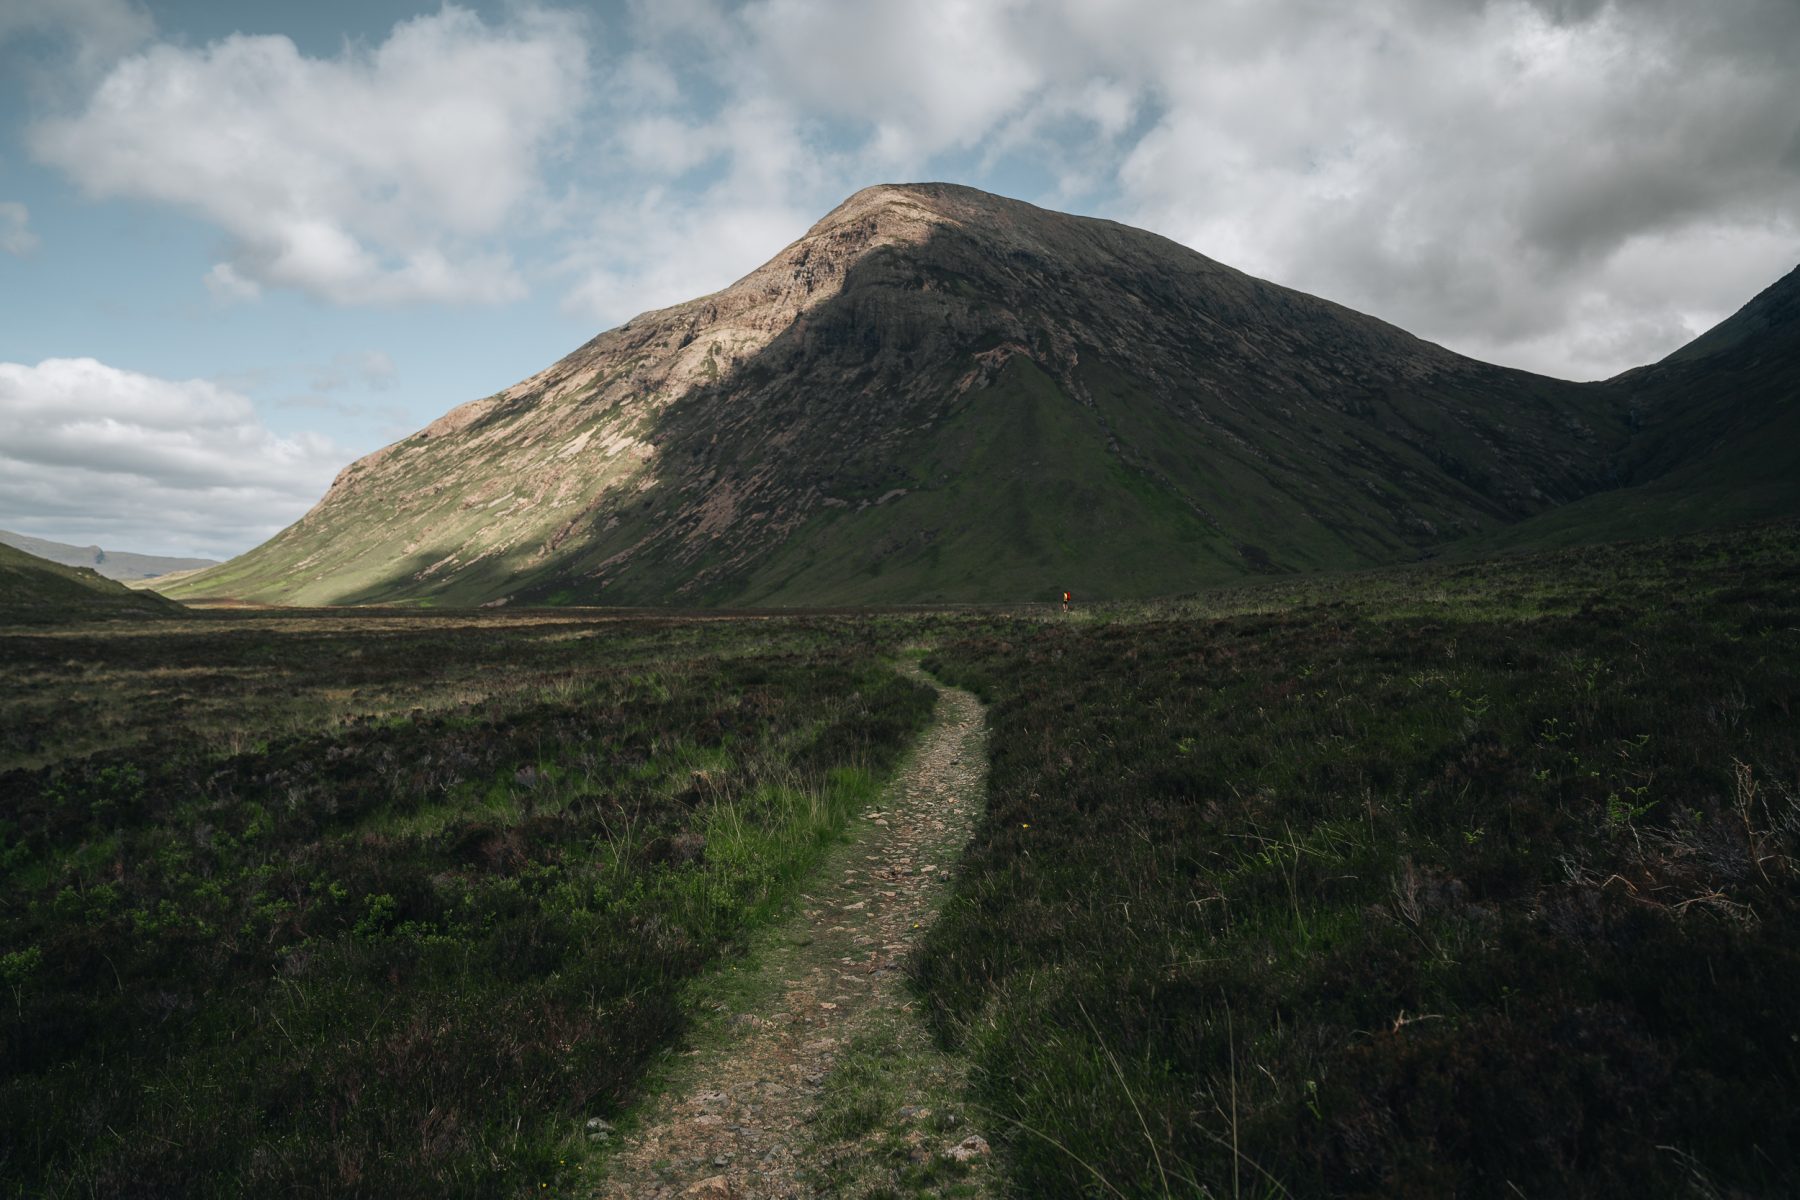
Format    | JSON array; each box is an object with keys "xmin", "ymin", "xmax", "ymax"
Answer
[
  {"xmin": 1481, "ymin": 262, "xmax": 1800, "ymax": 551},
  {"xmin": 165, "ymin": 183, "xmax": 1787, "ymax": 608},
  {"xmin": 0, "ymin": 543, "xmax": 187, "ymax": 624}
]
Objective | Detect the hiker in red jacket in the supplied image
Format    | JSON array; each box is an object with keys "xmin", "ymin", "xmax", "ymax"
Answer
[{"xmin": 1061, "ymin": 589, "xmax": 1071, "ymax": 614}]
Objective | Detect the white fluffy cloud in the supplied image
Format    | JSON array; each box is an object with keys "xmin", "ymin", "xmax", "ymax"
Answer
[
  {"xmin": 29, "ymin": 5, "xmax": 589, "ymax": 305},
  {"xmin": 741, "ymin": 0, "xmax": 1047, "ymax": 167},
  {"xmin": 0, "ymin": 201, "xmax": 34, "ymax": 254},
  {"xmin": 562, "ymin": 191, "xmax": 808, "ymax": 322},
  {"xmin": 560, "ymin": 87, "xmax": 833, "ymax": 320},
  {"xmin": 21, "ymin": 0, "xmax": 1798, "ymax": 380},
  {"xmin": 0, "ymin": 358, "xmax": 348, "ymax": 559},
  {"xmin": 563, "ymin": 0, "xmax": 1799, "ymax": 380},
  {"xmin": 1108, "ymin": 0, "xmax": 1800, "ymax": 377}
]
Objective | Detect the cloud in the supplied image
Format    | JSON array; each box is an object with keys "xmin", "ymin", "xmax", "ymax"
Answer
[
  {"xmin": 203, "ymin": 262, "xmax": 260, "ymax": 304},
  {"xmin": 559, "ymin": 93, "xmax": 832, "ymax": 323},
  {"xmin": 562, "ymin": 0, "xmax": 1149, "ymax": 328},
  {"xmin": 0, "ymin": 201, "xmax": 36, "ymax": 255},
  {"xmin": 307, "ymin": 350, "xmax": 397, "ymax": 394},
  {"xmin": 1109, "ymin": 0, "xmax": 1800, "ymax": 376},
  {"xmin": 0, "ymin": 357, "xmax": 349, "ymax": 559},
  {"xmin": 559, "ymin": 186, "xmax": 815, "ymax": 325},
  {"xmin": 561, "ymin": 0, "xmax": 1798, "ymax": 380},
  {"xmin": 20, "ymin": 0, "xmax": 1794, "ymax": 381},
  {"xmin": 29, "ymin": 5, "xmax": 589, "ymax": 306},
  {"xmin": 739, "ymin": 0, "xmax": 1049, "ymax": 167},
  {"xmin": 0, "ymin": 0, "xmax": 153, "ymax": 90},
  {"xmin": 558, "ymin": 1, "xmax": 1060, "ymax": 326}
]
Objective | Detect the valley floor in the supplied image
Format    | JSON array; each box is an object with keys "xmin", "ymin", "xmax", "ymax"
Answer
[{"xmin": 3, "ymin": 518, "xmax": 1798, "ymax": 1198}]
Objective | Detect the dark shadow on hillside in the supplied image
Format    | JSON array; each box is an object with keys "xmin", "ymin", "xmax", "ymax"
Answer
[
  {"xmin": 317, "ymin": 199, "xmax": 1796, "ymax": 608},
  {"xmin": 489, "ymin": 209, "xmax": 1646, "ymax": 606}
]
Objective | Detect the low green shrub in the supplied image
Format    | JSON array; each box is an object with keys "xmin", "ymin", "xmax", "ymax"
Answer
[{"xmin": 917, "ymin": 521, "xmax": 1800, "ymax": 1197}]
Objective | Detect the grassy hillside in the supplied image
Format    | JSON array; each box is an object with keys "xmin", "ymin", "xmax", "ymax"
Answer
[
  {"xmin": 668, "ymin": 356, "xmax": 1237, "ymax": 606},
  {"xmin": 0, "ymin": 542, "xmax": 185, "ymax": 624},
  {"xmin": 1472, "ymin": 264, "xmax": 1800, "ymax": 553},
  {"xmin": 669, "ymin": 343, "xmax": 1617, "ymax": 608}
]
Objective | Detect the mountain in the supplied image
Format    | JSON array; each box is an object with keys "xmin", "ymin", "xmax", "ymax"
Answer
[
  {"xmin": 166, "ymin": 183, "xmax": 1788, "ymax": 608},
  {"xmin": 0, "ymin": 529, "xmax": 217, "ymax": 582},
  {"xmin": 1482, "ymin": 264, "xmax": 1800, "ymax": 549},
  {"xmin": 0, "ymin": 542, "xmax": 187, "ymax": 624}
]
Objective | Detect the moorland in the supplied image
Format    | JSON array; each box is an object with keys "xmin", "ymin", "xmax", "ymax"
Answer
[{"xmin": 3, "ymin": 518, "xmax": 1798, "ymax": 1197}]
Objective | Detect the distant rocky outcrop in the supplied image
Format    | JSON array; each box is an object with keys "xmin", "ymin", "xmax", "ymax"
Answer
[
  {"xmin": 164, "ymin": 184, "xmax": 1796, "ymax": 607},
  {"xmin": 0, "ymin": 529, "xmax": 217, "ymax": 582}
]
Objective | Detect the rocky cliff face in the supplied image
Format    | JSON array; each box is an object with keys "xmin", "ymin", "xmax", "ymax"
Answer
[{"xmin": 175, "ymin": 183, "xmax": 1648, "ymax": 606}]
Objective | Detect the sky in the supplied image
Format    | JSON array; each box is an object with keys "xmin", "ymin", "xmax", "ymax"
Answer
[{"xmin": 1, "ymin": 0, "xmax": 1796, "ymax": 560}]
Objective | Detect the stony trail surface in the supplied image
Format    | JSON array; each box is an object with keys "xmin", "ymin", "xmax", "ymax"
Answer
[{"xmin": 593, "ymin": 669, "xmax": 995, "ymax": 1199}]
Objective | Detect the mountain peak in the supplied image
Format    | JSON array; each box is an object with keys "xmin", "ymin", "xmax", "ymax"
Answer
[
  {"xmin": 804, "ymin": 182, "xmax": 954, "ymax": 234},
  {"xmin": 809, "ymin": 182, "xmax": 1026, "ymax": 230},
  {"xmin": 802, "ymin": 183, "xmax": 1191, "ymax": 280},
  {"xmin": 166, "ymin": 188, "xmax": 1796, "ymax": 610}
]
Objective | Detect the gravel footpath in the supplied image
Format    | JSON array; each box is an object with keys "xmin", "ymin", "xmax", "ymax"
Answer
[{"xmin": 593, "ymin": 668, "xmax": 994, "ymax": 1200}]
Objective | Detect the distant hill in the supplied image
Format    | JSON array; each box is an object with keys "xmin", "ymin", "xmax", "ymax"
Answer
[
  {"xmin": 0, "ymin": 529, "xmax": 217, "ymax": 582},
  {"xmin": 0, "ymin": 542, "xmax": 187, "ymax": 624}
]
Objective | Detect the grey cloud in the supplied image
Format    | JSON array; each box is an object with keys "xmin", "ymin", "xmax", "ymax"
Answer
[
  {"xmin": 1100, "ymin": 0, "xmax": 1800, "ymax": 376},
  {"xmin": 0, "ymin": 358, "xmax": 347, "ymax": 559},
  {"xmin": 1520, "ymin": 0, "xmax": 1609, "ymax": 25},
  {"xmin": 0, "ymin": 201, "xmax": 35, "ymax": 254},
  {"xmin": 477, "ymin": 0, "xmax": 1800, "ymax": 381}
]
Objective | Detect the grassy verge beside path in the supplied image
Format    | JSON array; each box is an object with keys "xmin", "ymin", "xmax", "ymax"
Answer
[
  {"xmin": 1, "ymin": 615, "xmax": 934, "ymax": 1197},
  {"xmin": 592, "ymin": 668, "xmax": 995, "ymax": 1199}
]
